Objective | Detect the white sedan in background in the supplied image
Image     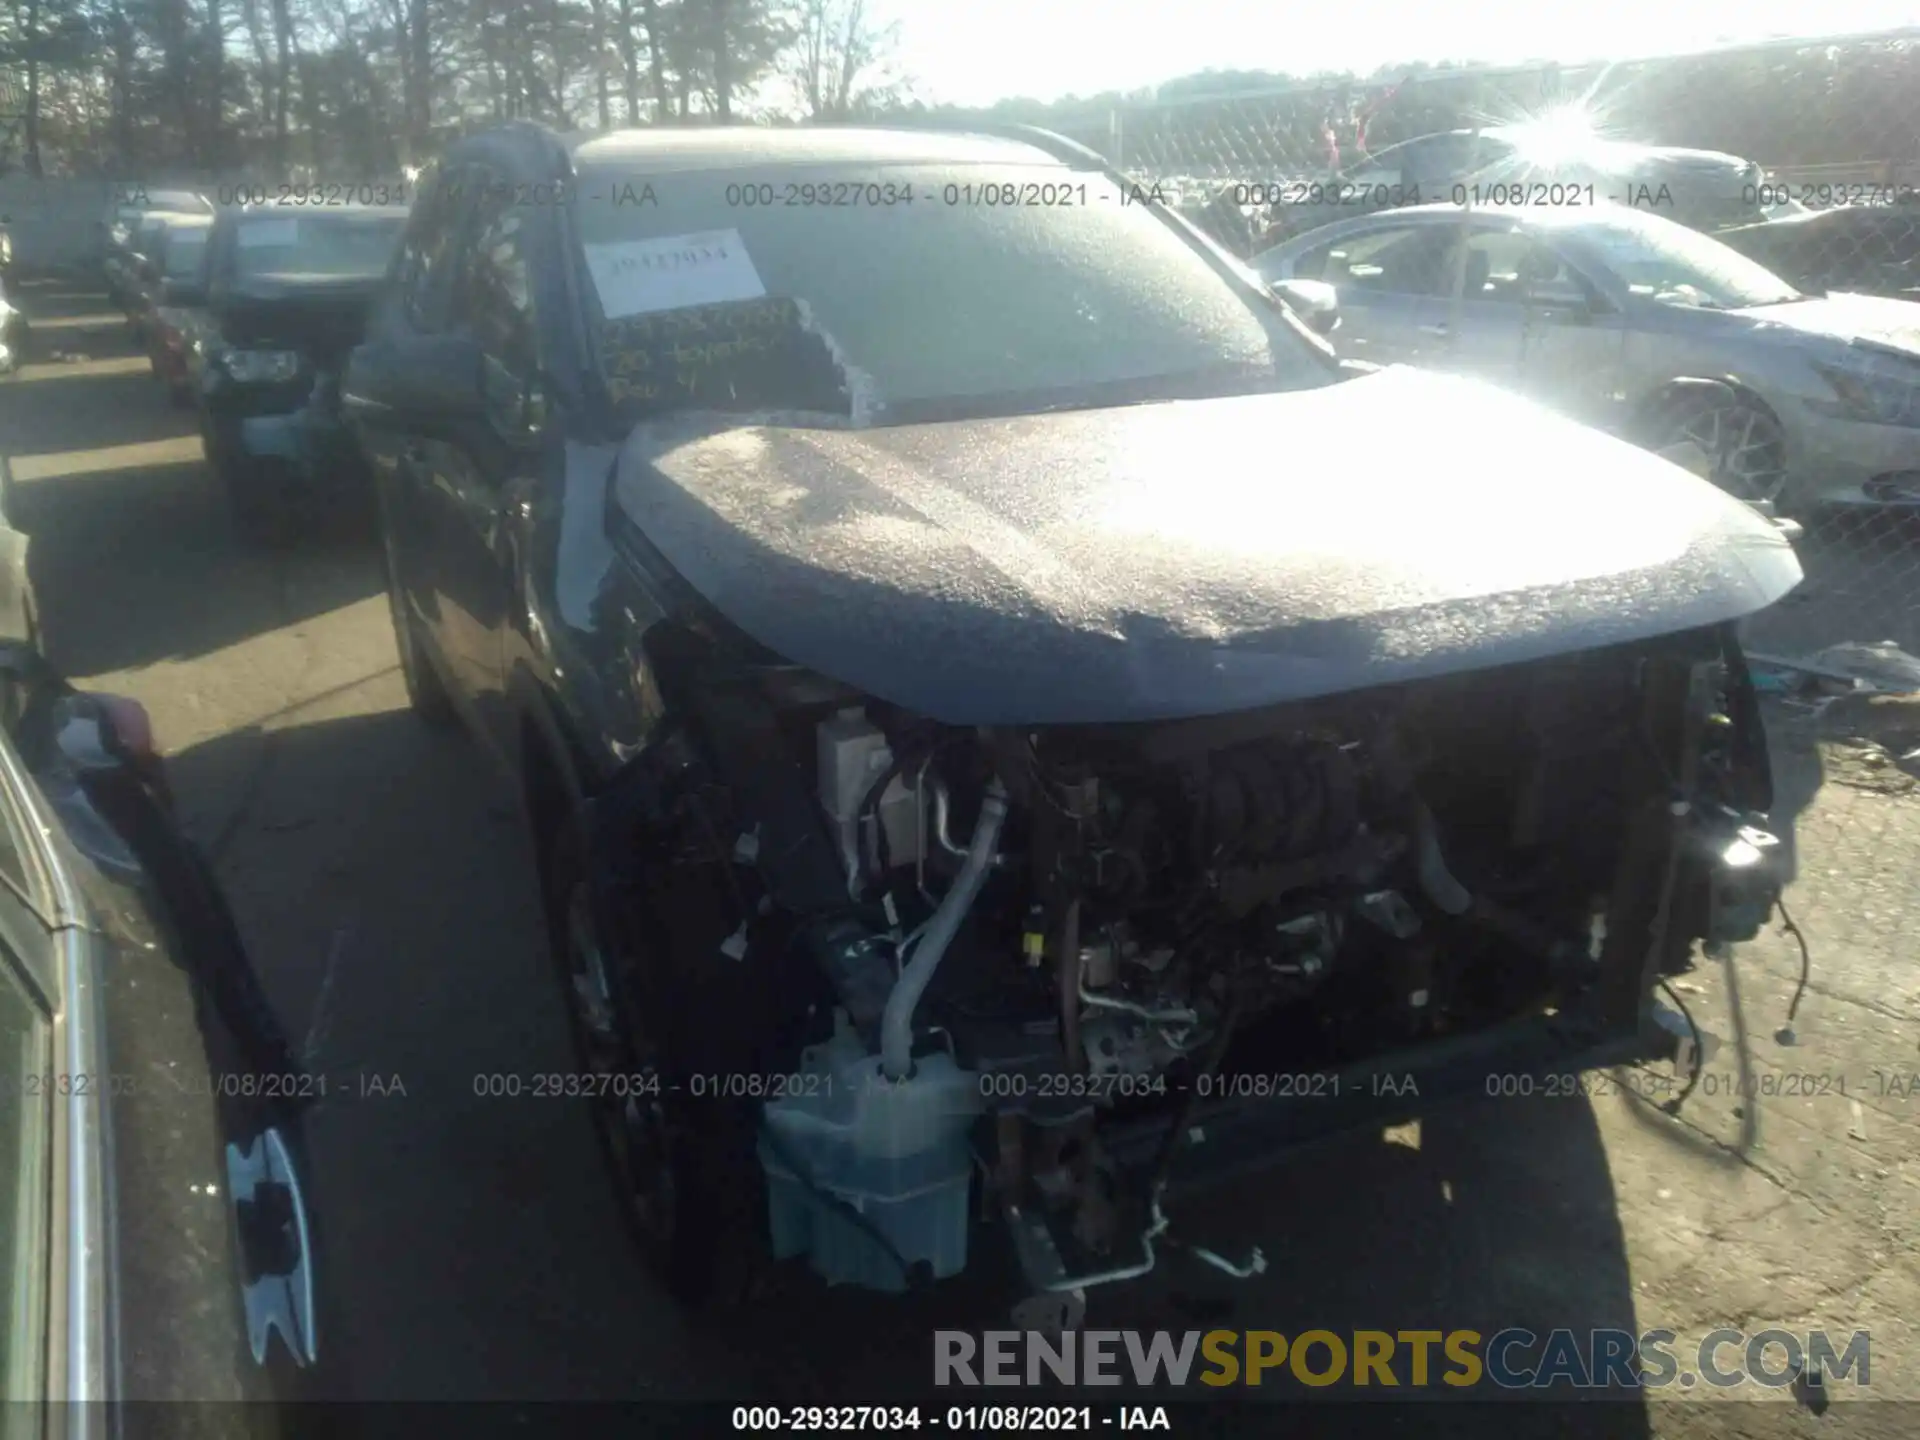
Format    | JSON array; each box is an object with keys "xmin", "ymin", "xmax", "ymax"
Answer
[{"xmin": 1253, "ymin": 202, "xmax": 1920, "ymax": 512}]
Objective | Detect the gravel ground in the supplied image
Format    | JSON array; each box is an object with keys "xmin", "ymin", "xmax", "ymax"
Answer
[{"xmin": 5, "ymin": 275, "xmax": 1918, "ymax": 1433}]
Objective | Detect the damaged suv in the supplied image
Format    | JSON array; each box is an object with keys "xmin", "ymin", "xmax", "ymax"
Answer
[{"xmin": 345, "ymin": 120, "xmax": 1802, "ymax": 1314}]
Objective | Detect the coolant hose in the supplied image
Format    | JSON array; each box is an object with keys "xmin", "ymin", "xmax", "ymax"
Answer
[
  {"xmin": 880, "ymin": 777, "xmax": 1009, "ymax": 1080},
  {"xmin": 1412, "ymin": 799, "xmax": 1472, "ymax": 916}
]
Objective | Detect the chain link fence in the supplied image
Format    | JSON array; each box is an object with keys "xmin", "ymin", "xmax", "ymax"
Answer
[{"xmin": 1018, "ymin": 31, "xmax": 1920, "ymax": 676}]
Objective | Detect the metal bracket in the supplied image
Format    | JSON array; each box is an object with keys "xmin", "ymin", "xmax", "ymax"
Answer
[{"xmin": 225, "ymin": 1127, "xmax": 318, "ymax": 1369}]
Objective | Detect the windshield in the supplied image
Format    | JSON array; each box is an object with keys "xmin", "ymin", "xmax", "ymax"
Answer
[
  {"xmin": 230, "ymin": 213, "xmax": 405, "ymax": 281},
  {"xmin": 1553, "ymin": 207, "xmax": 1799, "ymax": 309},
  {"xmin": 571, "ymin": 161, "xmax": 1326, "ymax": 426},
  {"xmin": 163, "ymin": 232, "xmax": 209, "ymax": 278}
]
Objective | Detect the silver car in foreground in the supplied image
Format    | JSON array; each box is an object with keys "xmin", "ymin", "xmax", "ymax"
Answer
[{"xmin": 1252, "ymin": 202, "xmax": 1920, "ymax": 511}]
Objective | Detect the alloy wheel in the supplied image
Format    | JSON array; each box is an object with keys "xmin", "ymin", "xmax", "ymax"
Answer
[
  {"xmin": 562, "ymin": 882, "xmax": 679, "ymax": 1248},
  {"xmin": 1662, "ymin": 398, "xmax": 1789, "ymax": 509}
]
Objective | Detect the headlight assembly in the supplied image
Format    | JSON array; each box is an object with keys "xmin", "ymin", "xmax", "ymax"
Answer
[
  {"xmin": 221, "ymin": 348, "xmax": 302, "ymax": 385},
  {"xmin": 1815, "ymin": 359, "xmax": 1920, "ymax": 429}
]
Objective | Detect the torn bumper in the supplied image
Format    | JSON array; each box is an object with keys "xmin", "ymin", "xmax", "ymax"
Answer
[{"xmin": 218, "ymin": 375, "xmax": 368, "ymax": 496}]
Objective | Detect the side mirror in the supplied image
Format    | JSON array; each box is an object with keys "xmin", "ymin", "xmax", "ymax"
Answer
[
  {"xmin": 1271, "ymin": 277, "xmax": 1340, "ymax": 336},
  {"xmin": 342, "ymin": 333, "xmax": 485, "ymax": 433}
]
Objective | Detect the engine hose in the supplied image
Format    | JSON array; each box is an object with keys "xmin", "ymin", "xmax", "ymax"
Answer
[
  {"xmin": 1057, "ymin": 897, "xmax": 1084, "ymax": 1072},
  {"xmin": 880, "ymin": 777, "xmax": 1009, "ymax": 1080},
  {"xmin": 1147, "ymin": 992, "xmax": 1242, "ymax": 1201},
  {"xmin": 1411, "ymin": 799, "xmax": 1472, "ymax": 916}
]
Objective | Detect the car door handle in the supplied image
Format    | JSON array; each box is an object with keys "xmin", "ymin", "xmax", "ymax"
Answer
[{"xmin": 1418, "ymin": 323, "xmax": 1451, "ymax": 336}]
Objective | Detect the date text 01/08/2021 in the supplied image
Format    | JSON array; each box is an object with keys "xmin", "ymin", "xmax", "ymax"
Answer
[
  {"xmin": 731, "ymin": 1406, "xmax": 1174, "ymax": 1432},
  {"xmin": 0, "ymin": 1070, "xmax": 400, "ymax": 1100}
]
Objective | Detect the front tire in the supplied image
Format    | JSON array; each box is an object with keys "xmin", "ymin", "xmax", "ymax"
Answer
[
  {"xmin": 1646, "ymin": 388, "xmax": 1792, "ymax": 512},
  {"xmin": 204, "ymin": 418, "xmax": 294, "ymax": 548},
  {"xmin": 541, "ymin": 818, "xmax": 762, "ymax": 1309}
]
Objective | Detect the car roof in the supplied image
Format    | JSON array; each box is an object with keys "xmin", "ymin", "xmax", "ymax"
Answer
[
  {"xmin": 569, "ymin": 126, "xmax": 1071, "ymax": 174},
  {"xmin": 229, "ymin": 201, "xmax": 410, "ymax": 216},
  {"xmin": 1290, "ymin": 200, "xmax": 1652, "ymax": 231}
]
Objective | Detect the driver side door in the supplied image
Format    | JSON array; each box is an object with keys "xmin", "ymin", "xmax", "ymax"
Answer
[
  {"xmin": 426, "ymin": 171, "xmax": 548, "ymax": 758},
  {"xmin": 1427, "ymin": 225, "xmax": 1628, "ymax": 427},
  {"xmin": 362, "ymin": 165, "xmax": 480, "ymax": 707},
  {"xmin": 1510, "ymin": 237, "xmax": 1631, "ymax": 429},
  {"xmin": 1280, "ymin": 222, "xmax": 1457, "ymax": 367}
]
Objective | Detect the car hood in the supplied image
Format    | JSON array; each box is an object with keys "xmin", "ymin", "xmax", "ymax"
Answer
[
  {"xmin": 1731, "ymin": 293, "xmax": 1920, "ymax": 361},
  {"xmin": 611, "ymin": 367, "xmax": 1801, "ymax": 727}
]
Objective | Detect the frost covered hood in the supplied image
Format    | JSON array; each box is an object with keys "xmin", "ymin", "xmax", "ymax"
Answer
[
  {"xmin": 611, "ymin": 366, "xmax": 1802, "ymax": 726},
  {"xmin": 1732, "ymin": 292, "xmax": 1920, "ymax": 362}
]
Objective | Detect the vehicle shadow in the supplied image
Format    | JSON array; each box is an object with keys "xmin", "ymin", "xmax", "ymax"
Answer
[
  {"xmin": 9, "ymin": 455, "xmax": 380, "ymax": 678},
  {"xmin": 0, "ymin": 370, "xmax": 199, "ymax": 454},
  {"xmin": 159, "ymin": 703, "xmax": 748, "ymax": 1403}
]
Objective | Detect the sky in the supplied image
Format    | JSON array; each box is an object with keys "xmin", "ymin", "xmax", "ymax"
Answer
[{"xmin": 871, "ymin": 0, "xmax": 1920, "ymax": 108}]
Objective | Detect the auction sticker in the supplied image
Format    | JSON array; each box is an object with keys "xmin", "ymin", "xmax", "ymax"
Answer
[{"xmin": 585, "ymin": 229, "xmax": 766, "ymax": 319}]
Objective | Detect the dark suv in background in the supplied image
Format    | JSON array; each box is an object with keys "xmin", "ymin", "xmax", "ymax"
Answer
[{"xmin": 195, "ymin": 202, "xmax": 408, "ymax": 543}]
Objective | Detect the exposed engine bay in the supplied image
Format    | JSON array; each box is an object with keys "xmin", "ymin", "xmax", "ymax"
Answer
[{"xmin": 596, "ymin": 623, "xmax": 1785, "ymax": 1301}]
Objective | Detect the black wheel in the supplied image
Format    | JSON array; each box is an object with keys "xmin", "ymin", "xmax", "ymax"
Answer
[
  {"xmin": 541, "ymin": 818, "xmax": 763, "ymax": 1309},
  {"xmin": 377, "ymin": 522, "xmax": 456, "ymax": 728},
  {"xmin": 1646, "ymin": 388, "xmax": 1792, "ymax": 511},
  {"xmin": 205, "ymin": 419, "xmax": 295, "ymax": 548},
  {"xmin": 228, "ymin": 463, "xmax": 295, "ymax": 547}
]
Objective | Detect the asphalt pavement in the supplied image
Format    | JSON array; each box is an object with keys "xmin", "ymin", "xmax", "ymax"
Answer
[{"xmin": 4, "ymin": 277, "xmax": 1917, "ymax": 1434}]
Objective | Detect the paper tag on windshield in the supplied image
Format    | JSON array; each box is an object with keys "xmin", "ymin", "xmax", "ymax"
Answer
[
  {"xmin": 584, "ymin": 229, "xmax": 765, "ymax": 319},
  {"xmin": 238, "ymin": 219, "xmax": 300, "ymax": 249}
]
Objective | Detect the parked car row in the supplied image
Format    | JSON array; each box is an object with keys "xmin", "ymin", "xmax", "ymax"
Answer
[{"xmin": 120, "ymin": 197, "xmax": 409, "ymax": 541}]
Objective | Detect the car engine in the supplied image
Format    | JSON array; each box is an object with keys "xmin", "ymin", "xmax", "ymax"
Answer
[{"xmin": 607, "ymin": 625, "xmax": 1781, "ymax": 1301}]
